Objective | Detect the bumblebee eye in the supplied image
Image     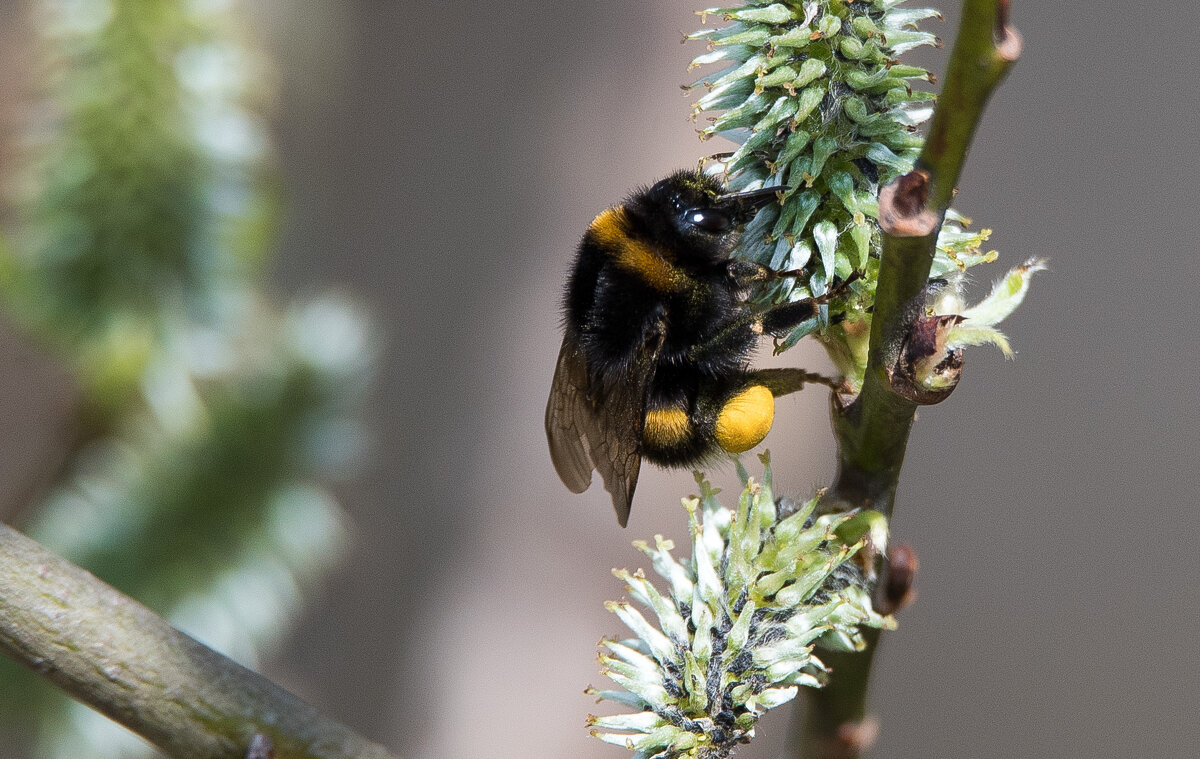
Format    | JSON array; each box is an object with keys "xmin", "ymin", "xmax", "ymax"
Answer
[{"xmin": 685, "ymin": 208, "xmax": 732, "ymax": 234}]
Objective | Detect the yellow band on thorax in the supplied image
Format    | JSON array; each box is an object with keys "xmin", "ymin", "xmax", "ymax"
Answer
[{"xmin": 589, "ymin": 207, "xmax": 687, "ymax": 293}]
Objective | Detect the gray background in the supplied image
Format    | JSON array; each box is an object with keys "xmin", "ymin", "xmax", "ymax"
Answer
[{"xmin": 5, "ymin": 1, "xmax": 1200, "ymax": 757}]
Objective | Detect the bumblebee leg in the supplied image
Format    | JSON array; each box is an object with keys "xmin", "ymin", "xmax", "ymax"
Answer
[
  {"xmin": 708, "ymin": 368, "xmax": 842, "ymax": 455},
  {"xmin": 760, "ymin": 270, "xmax": 863, "ymax": 337},
  {"xmin": 760, "ymin": 297, "xmax": 821, "ymax": 336},
  {"xmin": 726, "ymin": 260, "xmax": 775, "ymax": 287},
  {"xmin": 749, "ymin": 367, "xmax": 840, "ymax": 397},
  {"xmin": 699, "ymin": 151, "xmax": 734, "ymax": 169},
  {"xmin": 685, "ymin": 272, "xmax": 861, "ymax": 370}
]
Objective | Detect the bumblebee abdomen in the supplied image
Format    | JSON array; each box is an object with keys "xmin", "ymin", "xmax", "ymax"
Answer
[
  {"xmin": 641, "ymin": 380, "xmax": 778, "ymax": 467},
  {"xmin": 641, "ymin": 404, "xmax": 713, "ymax": 468},
  {"xmin": 642, "ymin": 406, "xmax": 691, "ymax": 450}
]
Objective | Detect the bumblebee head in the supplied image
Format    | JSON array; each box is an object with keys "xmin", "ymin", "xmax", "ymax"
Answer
[{"xmin": 629, "ymin": 170, "xmax": 785, "ymax": 263}]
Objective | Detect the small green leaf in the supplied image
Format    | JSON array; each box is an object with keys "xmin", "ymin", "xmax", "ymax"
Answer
[
  {"xmin": 754, "ymin": 95, "xmax": 799, "ymax": 130},
  {"xmin": 958, "ymin": 258, "xmax": 1048, "ymax": 327},
  {"xmin": 776, "ymin": 129, "xmax": 812, "ymax": 166},
  {"xmin": 792, "ymin": 57, "xmax": 828, "ymax": 89},
  {"xmin": 808, "ymin": 135, "xmax": 837, "ymax": 178},
  {"xmin": 716, "ymin": 26, "xmax": 773, "ymax": 46},
  {"xmin": 770, "ymin": 26, "xmax": 817, "ymax": 49},
  {"xmin": 851, "ymin": 15, "xmax": 883, "ymax": 38},
  {"xmin": 865, "ymin": 142, "xmax": 913, "ymax": 172},
  {"xmin": 816, "ymin": 13, "xmax": 842, "ymax": 37},
  {"xmin": 827, "ymin": 171, "xmax": 859, "ymax": 214},
  {"xmin": 730, "ymin": 3, "xmax": 795, "ymax": 24},
  {"xmin": 793, "ymin": 84, "xmax": 826, "ymax": 122},
  {"xmin": 849, "ymin": 222, "xmax": 871, "ymax": 270},
  {"xmin": 813, "ymin": 220, "xmax": 839, "ymax": 281},
  {"xmin": 944, "ymin": 324, "xmax": 1013, "ymax": 357},
  {"xmin": 845, "ymin": 67, "xmax": 893, "ymax": 91}
]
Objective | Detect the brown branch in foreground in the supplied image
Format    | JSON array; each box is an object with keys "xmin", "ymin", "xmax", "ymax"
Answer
[{"xmin": 0, "ymin": 523, "xmax": 399, "ymax": 759}]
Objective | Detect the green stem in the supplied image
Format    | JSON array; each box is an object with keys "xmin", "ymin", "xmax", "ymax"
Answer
[
  {"xmin": 0, "ymin": 524, "xmax": 400, "ymax": 759},
  {"xmin": 792, "ymin": 628, "xmax": 882, "ymax": 759},
  {"xmin": 796, "ymin": 2, "xmax": 1020, "ymax": 757},
  {"xmin": 922, "ymin": 0, "xmax": 1024, "ymax": 211}
]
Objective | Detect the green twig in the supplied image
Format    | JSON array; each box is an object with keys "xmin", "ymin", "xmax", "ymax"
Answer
[
  {"xmin": 798, "ymin": 2, "xmax": 1021, "ymax": 757},
  {"xmin": 0, "ymin": 524, "xmax": 399, "ymax": 759}
]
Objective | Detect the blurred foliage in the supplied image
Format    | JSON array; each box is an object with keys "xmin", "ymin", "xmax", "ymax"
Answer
[{"xmin": 0, "ymin": 1, "xmax": 370, "ymax": 756}]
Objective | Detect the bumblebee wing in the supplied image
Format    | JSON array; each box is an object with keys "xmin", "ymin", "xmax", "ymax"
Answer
[
  {"xmin": 545, "ymin": 337, "xmax": 597, "ymax": 494},
  {"xmin": 545, "ymin": 333, "xmax": 658, "ymax": 527}
]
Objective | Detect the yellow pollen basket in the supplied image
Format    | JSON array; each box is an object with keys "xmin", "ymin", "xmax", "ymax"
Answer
[
  {"xmin": 643, "ymin": 406, "xmax": 691, "ymax": 447},
  {"xmin": 714, "ymin": 385, "xmax": 775, "ymax": 453}
]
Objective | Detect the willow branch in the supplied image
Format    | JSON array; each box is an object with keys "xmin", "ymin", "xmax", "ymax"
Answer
[
  {"xmin": 0, "ymin": 523, "xmax": 399, "ymax": 759},
  {"xmin": 797, "ymin": 3, "xmax": 1021, "ymax": 758}
]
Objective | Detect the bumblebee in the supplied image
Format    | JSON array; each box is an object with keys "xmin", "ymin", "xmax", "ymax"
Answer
[{"xmin": 546, "ymin": 170, "xmax": 853, "ymax": 526}]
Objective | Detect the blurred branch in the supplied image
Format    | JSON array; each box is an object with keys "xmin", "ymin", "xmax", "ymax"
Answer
[
  {"xmin": 0, "ymin": 523, "xmax": 399, "ymax": 759},
  {"xmin": 801, "ymin": 2, "xmax": 1021, "ymax": 757},
  {"xmin": 0, "ymin": 1, "xmax": 372, "ymax": 752}
]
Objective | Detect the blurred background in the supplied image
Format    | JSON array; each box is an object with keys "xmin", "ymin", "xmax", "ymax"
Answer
[{"xmin": 0, "ymin": 1, "xmax": 1198, "ymax": 758}]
